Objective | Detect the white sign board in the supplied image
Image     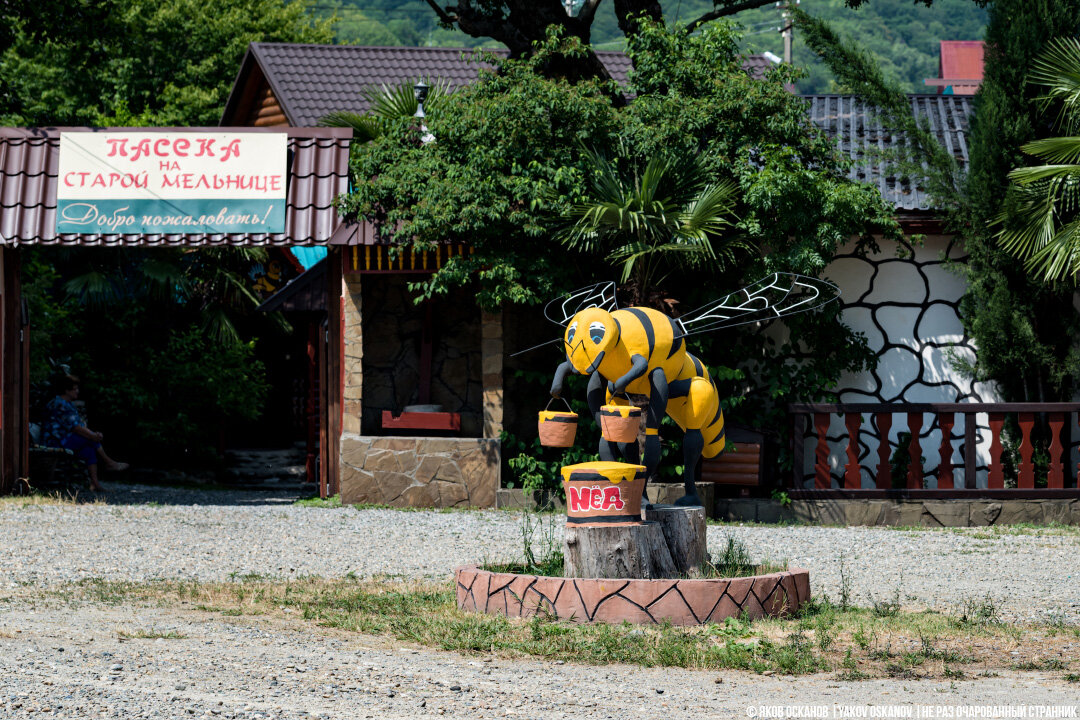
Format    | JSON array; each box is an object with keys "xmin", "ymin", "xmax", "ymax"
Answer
[{"xmin": 56, "ymin": 132, "xmax": 287, "ymax": 235}]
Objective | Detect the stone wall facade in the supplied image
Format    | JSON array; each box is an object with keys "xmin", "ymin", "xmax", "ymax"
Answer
[
  {"xmin": 818, "ymin": 235, "xmax": 1006, "ymax": 488},
  {"xmin": 340, "ymin": 434, "xmax": 498, "ymax": 508},
  {"xmin": 343, "ymin": 275, "xmax": 363, "ymax": 435},
  {"xmin": 714, "ymin": 497, "xmax": 1080, "ymax": 526},
  {"xmin": 360, "ymin": 275, "xmax": 483, "ymax": 436}
]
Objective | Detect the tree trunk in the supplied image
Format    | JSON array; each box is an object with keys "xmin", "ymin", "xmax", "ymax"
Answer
[
  {"xmin": 645, "ymin": 504, "xmax": 706, "ymax": 576},
  {"xmin": 564, "ymin": 521, "xmax": 677, "ymax": 579}
]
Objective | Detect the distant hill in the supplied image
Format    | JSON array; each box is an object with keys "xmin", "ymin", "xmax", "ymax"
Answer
[{"xmin": 309, "ymin": 0, "xmax": 987, "ymax": 94}]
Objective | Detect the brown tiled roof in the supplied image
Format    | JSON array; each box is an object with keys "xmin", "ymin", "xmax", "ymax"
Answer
[
  {"xmin": 0, "ymin": 127, "xmax": 351, "ymax": 247},
  {"xmin": 222, "ymin": 43, "xmax": 777, "ymax": 127},
  {"xmin": 804, "ymin": 94, "xmax": 972, "ymax": 212}
]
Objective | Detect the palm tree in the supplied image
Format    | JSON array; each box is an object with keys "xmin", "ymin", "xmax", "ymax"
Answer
[
  {"xmin": 559, "ymin": 145, "xmax": 743, "ymax": 305},
  {"xmin": 318, "ymin": 78, "xmax": 450, "ymax": 142},
  {"xmin": 996, "ymin": 38, "xmax": 1080, "ymax": 281}
]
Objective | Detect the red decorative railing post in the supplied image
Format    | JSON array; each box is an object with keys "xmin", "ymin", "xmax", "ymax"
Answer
[
  {"xmin": 875, "ymin": 412, "xmax": 893, "ymax": 489},
  {"xmin": 844, "ymin": 412, "xmax": 861, "ymax": 488},
  {"xmin": 814, "ymin": 412, "xmax": 830, "ymax": 489},
  {"xmin": 1048, "ymin": 412, "xmax": 1065, "ymax": 489},
  {"xmin": 937, "ymin": 412, "xmax": 954, "ymax": 489},
  {"xmin": 1018, "ymin": 411, "xmax": 1035, "ymax": 489},
  {"xmin": 963, "ymin": 411, "xmax": 977, "ymax": 489},
  {"xmin": 988, "ymin": 412, "xmax": 1005, "ymax": 489},
  {"xmin": 788, "ymin": 402, "xmax": 1080, "ymax": 495},
  {"xmin": 906, "ymin": 412, "xmax": 923, "ymax": 489},
  {"xmin": 791, "ymin": 412, "xmax": 807, "ymax": 488}
]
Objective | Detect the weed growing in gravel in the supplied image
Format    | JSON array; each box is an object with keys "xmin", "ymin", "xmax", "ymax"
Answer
[
  {"xmin": 1012, "ymin": 658, "xmax": 1068, "ymax": 671},
  {"xmin": 0, "ymin": 491, "xmax": 104, "ymax": 509},
  {"xmin": 482, "ymin": 510, "xmax": 564, "ymax": 576},
  {"xmin": 48, "ymin": 576, "xmax": 1078, "ymax": 681},
  {"xmin": 954, "ymin": 593, "xmax": 1000, "ymax": 628},
  {"xmin": 294, "ymin": 494, "xmax": 342, "ymax": 508},
  {"xmin": 1065, "ymin": 673, "xmax": 1079, "ymax": 683},
  {"xmin": 117, "ymin": 628, "xmax": 187, "ymax": 640},
  {"xmin": 699, "ymin": 536, "xmax": 786, "ymax": 579}
]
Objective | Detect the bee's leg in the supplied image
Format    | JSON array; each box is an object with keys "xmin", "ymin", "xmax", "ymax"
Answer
[
  {"xmin": 676, "ymin": 429, "xmax": 704, "ymax": 507},
  {"xmin": 587, "ymin": 371, "xmax": 619, "ymax": 462},
  {"xmin": 642, "ymin": 368, "xmax": 669, "ymax": 504}
]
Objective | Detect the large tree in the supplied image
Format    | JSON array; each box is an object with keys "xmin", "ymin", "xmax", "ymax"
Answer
[
  {"xmin": 421, "ymin": 0, "xmax": 778, "ymax": 81},
  {"xmin": 797, "ymin": 0, "xmax": 1080, "ymax": 404},
  {"xmin": 0, "ymin": 0, "xmax": 332, "ymax": 126},
  {"xmin": 342, "ymin": 21, "xmax": 898, "ymax": 439}
]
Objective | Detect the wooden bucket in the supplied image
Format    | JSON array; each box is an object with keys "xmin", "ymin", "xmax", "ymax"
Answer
[
  {"xmin": 599, "ymin": 404, "xmax": 641, "ymax": 444},
  {"xmin": 561, "ymin": 461, "xmax": 647, "ymax": 523},
  {"xmin": 538, "ymin": 398, "xmax": 578, "ymax": 447}
]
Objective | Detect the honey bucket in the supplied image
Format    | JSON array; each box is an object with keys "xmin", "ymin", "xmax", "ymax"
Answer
[
  {"xmin": 561, "ymin": 461, "xmax": 647, "ymax": 523},
  {"xmin": 538, "ymin": 398, "xmax": 578, "ymax": 447},
  {"xmin": 599, "ymin": 404, "xmax": 642, "ymax": 444}
]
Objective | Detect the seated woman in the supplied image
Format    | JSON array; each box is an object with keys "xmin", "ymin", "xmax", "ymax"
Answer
[{"xmin": 43, "ymin": 374, "xmax": 128, "ymax": 492}]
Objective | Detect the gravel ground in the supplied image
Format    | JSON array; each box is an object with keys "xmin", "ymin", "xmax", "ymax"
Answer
[
  {"xmin": 1, "ymin": 483, "xmax": 1079, "ymax": 717},
  {"xmin": 2, "ymin": 603, "xmax": 1079, "ymax": 720},
  {"xmin": 2, "ymin": 483, "xmax": 1078, "ymax": 624}
]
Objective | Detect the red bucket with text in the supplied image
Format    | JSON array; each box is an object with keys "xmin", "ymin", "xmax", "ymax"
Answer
[{"xmin": 560, "ymin": 461, "xmax": 646, "ymax": 524}]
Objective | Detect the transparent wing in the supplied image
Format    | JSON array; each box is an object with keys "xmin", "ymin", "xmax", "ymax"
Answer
[
  {"xmin": 543, "ymin": 282, "xmax": 619, "ymax": 326},
  {"xmin": 673, "ymin": 273, "xmax": 839, "ymax": 338}
]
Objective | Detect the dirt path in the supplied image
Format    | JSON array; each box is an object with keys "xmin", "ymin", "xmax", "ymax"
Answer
[{"xmin": 1, "ymin": 600, "xmax": 1078, "ymax": 720}]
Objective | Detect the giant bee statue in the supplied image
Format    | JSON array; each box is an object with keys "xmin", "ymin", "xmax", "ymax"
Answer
[{"xmin": 545, "ymin": 273, "xmax": 839, "ymax": 507}]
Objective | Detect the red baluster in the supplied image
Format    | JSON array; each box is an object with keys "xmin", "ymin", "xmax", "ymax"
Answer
[
  {"xmin": 814, "ymin": 412, "xmax": 831, "ymax": 489},
  {"xmin": 1048, "ymin": 412, "xmax": 1065, "ymax": 489},
  {"xmin": 844, "ymin": 412, "xmax": 862, "ymax": 488},
  {"xmin": 937, "ymin": 412, "xmax": 954, "ymax": 489},
  {"xmin": 1018, "ymin": 411, "xmax": 1035, "ymax": 489},
  {"xmin": 875, "ymin": 412, "xmax": 893, "ymax": 489},
  {"xmin": 907, "ymin": 412, "xmax": 923, "ymax": 489},
  {"xmin": 988, "ymin": 412, "xmax": 1005, "ymax": 489}
]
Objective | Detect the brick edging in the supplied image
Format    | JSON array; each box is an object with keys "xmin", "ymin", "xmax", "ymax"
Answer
[{"xmin": 454, "ymin": 565, "xmax": 810, "ymax": 626}]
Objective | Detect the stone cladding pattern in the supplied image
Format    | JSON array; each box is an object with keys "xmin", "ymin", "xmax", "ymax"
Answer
[
  {"xmin": 340, "ymin": 436, "xmax": 497, "ymax": 508},
  {"xmin": 808, "ymin": 236, "xmax": 1015, "ymax": 488},
  {"xmin": 455, "ymin": 566, "xmax": 810, "ymax": 626}
]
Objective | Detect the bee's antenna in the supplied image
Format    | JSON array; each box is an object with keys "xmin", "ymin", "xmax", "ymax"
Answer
[{"xmin": 509, "ymin": 338, "xmax": 563, "ymax": 357}]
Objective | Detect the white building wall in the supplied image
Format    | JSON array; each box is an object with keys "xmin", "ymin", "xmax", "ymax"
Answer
[{"xmin": 809, "ymin": 235, "xmax": 1007, "ymax": 488}]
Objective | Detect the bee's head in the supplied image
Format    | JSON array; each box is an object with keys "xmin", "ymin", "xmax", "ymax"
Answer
[{"xmin": 564, "ymin": 308, "xmax": 619, "ymax": 375}]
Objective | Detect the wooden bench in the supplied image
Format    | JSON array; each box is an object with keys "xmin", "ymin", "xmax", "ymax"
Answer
[{"xmin": 700, "ymin": 425, "xmax": 774, "ymax": 494}]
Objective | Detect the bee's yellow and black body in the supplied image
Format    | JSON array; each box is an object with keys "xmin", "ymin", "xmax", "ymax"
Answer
[
  {"xmin": 547, "ymin": 274, "xmax": 836, "ymax": 506},
  {"xmin": 553, "ymin": 305, "xmax": 725, "ymax": 506}
]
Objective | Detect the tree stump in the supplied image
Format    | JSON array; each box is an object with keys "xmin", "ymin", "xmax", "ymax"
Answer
[
  {"xmin": 564, "ymin": 521, "xmax": 677, "ymax": 579},
  {"xmin": 644, "ymin": 504, "xmax": 707, "ymax": 577}
]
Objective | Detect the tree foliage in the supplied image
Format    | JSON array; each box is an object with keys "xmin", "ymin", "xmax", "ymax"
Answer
[
  {"xmin": 0, "ymin": 0, "xmax": 332, "ymax": 126},
  {"xmin": 995, "ymin": 38, "xmax": 1080, "ymax": 282},
  {"xmin": 342, "ymin": 21, "xmax": 899, "ymax": 437},
  {"xmin": 796, "ymin": 0, "xmax": 1080, "ymax": 403}
]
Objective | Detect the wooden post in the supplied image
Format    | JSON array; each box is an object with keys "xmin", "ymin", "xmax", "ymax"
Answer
[
  {"xmin": 843, "ymin": 412, "xmax": 861, "ymax": 489},
  {"xmin": 988, "ymin": 412, "xmax": 1005, "ymax": 489},
  {"xmin": 813, "ymin": 412, "xmax": 830, "ymax": 489},
  {"xmin": 875, "ymin": 412, "xmax": 892, "ymax": 489},
  {"xmin": 1048, "ymin": 412, "xmax": 1064, "ymax": 489},
  {"xmin": 324, "ymin": 247, "xmax": 344, "ymax": 498},
  {"xmin": 937, "ymin": 412, "xmax": 954, "ymax": 489},
  {"xmin": 1017, "ymin": 411, "xmax": 1035, "ymax": 489},
  {"xmin": 964, "ymin": 411, "xmax": 977, "ymax": 489},
  {"xmin": 906, "ymin": 412, "xmax": 923, "ymax": 489},
  {"xmin": 645, "ymin": 505, "xmax": 706, "ymax": 576},
  {"xmin": 790, "ymin": 412, "xmax": 806, "ymax": 488},
  {"xmin": 564, "ymin": 522, "xmax": 677, "ymax": 579}
]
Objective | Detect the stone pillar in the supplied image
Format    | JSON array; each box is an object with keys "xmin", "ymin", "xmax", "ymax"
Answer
[
  {"xmin": 481, "ymin": 310, "xmax": 503, "ymax": 438},
  {"xmin": 342, "ymin": 274, "xmax": 363, "ymax": 435}
]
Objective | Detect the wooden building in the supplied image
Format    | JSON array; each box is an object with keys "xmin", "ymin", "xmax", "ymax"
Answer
[{"xmin": 0, "ymin": 127, "xmax": 352, "ymax": 496}]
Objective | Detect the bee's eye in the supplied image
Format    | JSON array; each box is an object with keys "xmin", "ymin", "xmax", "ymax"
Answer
[
  {"xmin": 589, "ymin": 321, "xmax": 606, "ymax": 344},
  {"xmin": 566, "ymin": 322, "xmax": 577, "ymax": 344}
]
